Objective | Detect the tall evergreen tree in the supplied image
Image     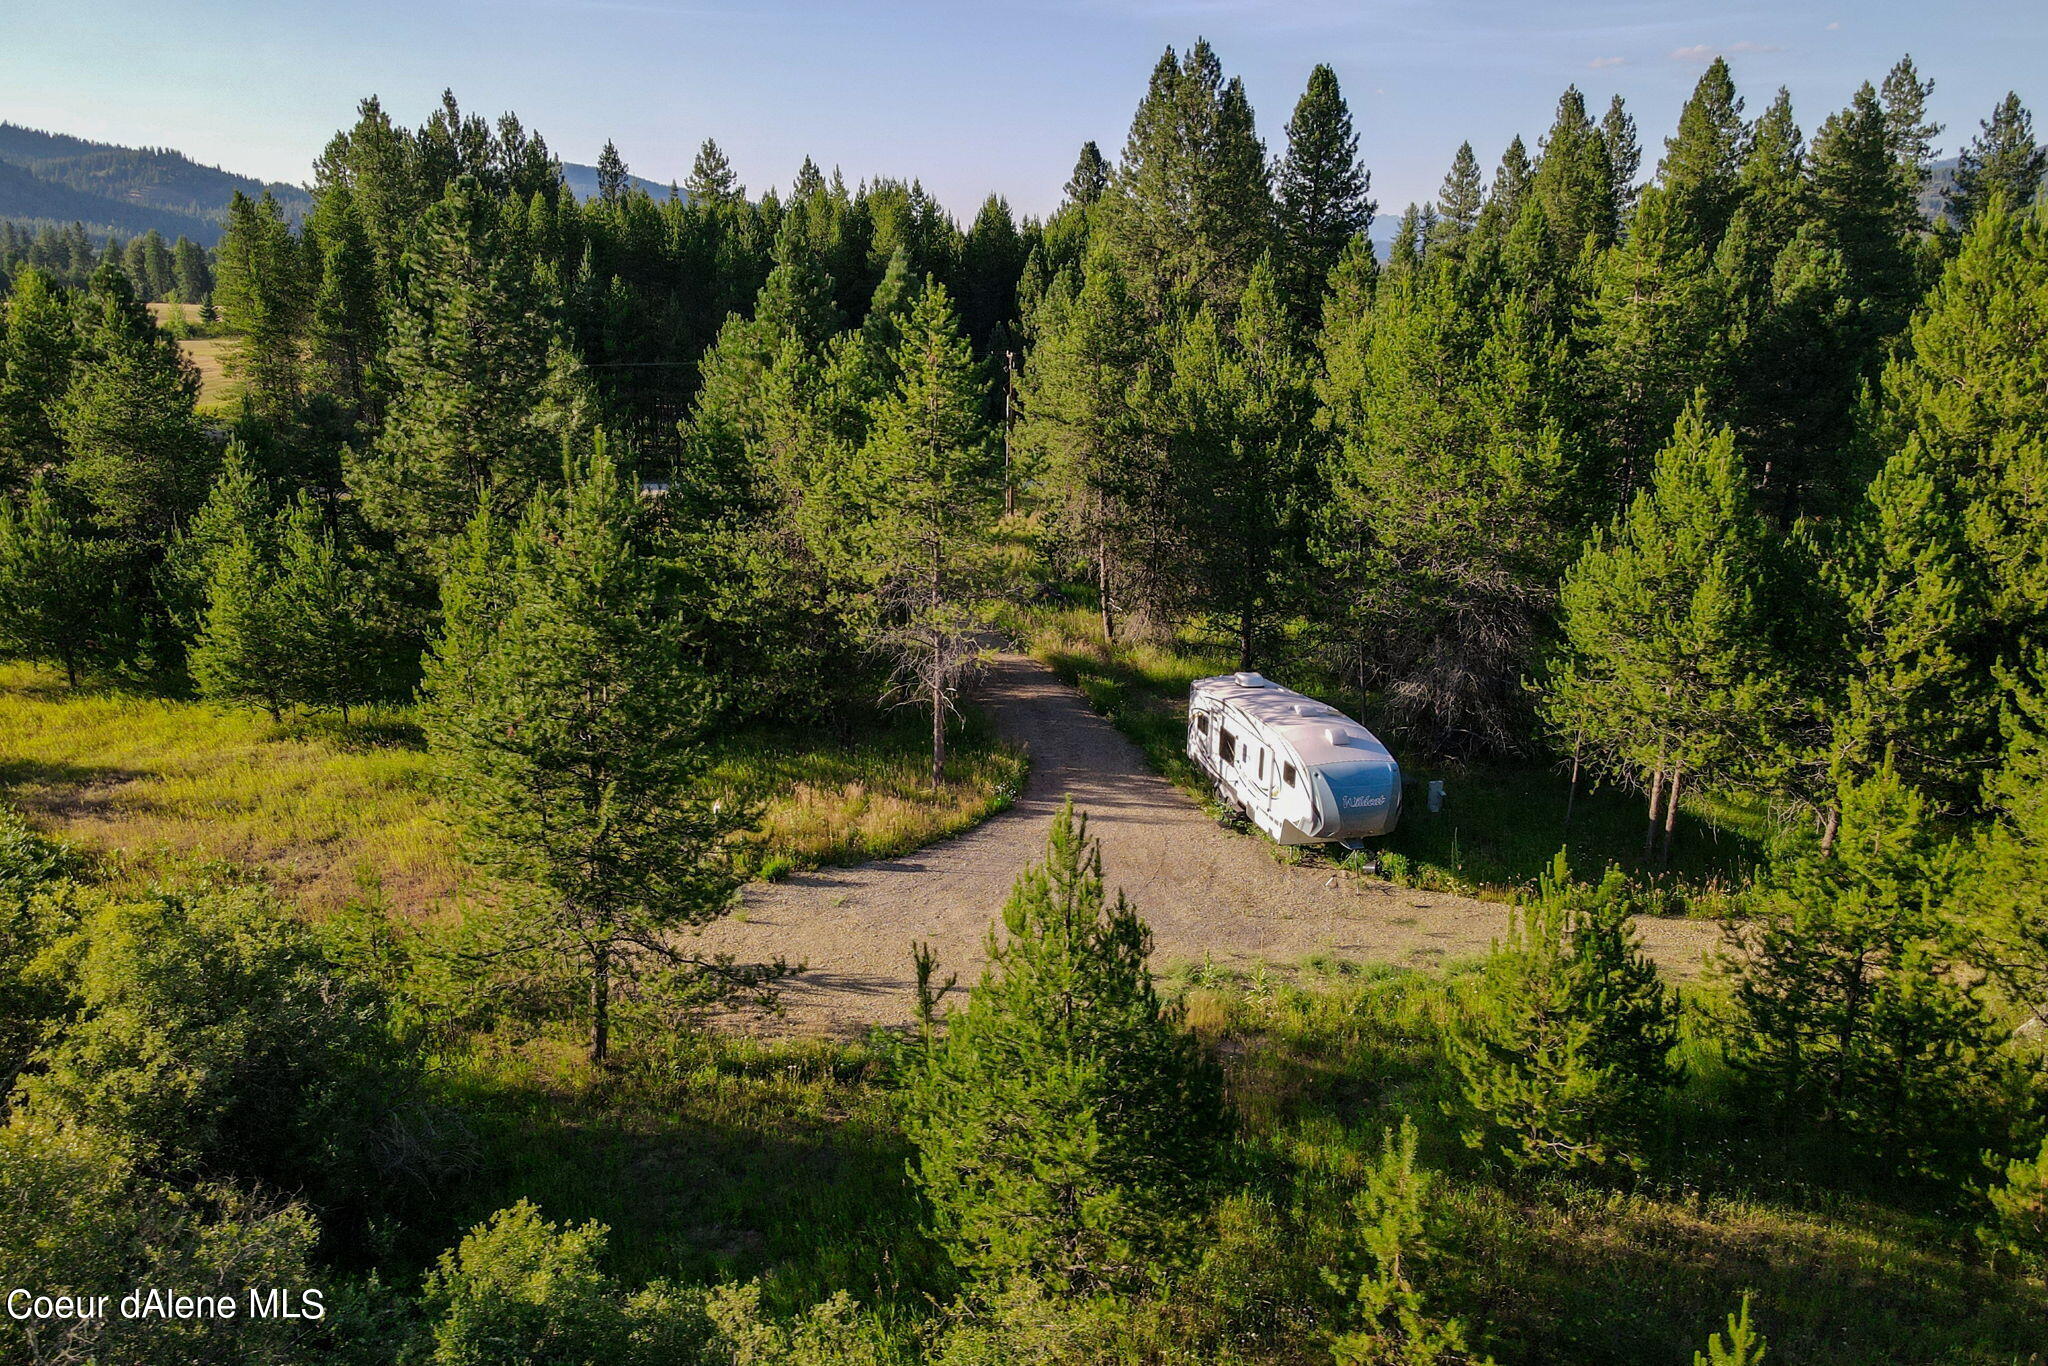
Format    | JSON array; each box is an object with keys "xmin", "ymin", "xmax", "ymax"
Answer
[
  {"xmin": 685, "ymin": 137, "xmax": 744, "ymax": 206},
  {"xmin": 56, "ymin": 267, "xmax": 210, "ymax": 550},
  {"xmin": 1602, "ymin": 94, "xmax": 1643, "ymax": 218},
  {"xmin": 0, "ymin": 476, "xmax": 124, "ymax": 685},
  {"xmin": 1879, "ymin": 54, "xmax": 1941, "ymax": 199},
  {"xmin": 844, "ymin": 282, "xmax": 1000, "ymax": 787},
  {"xmin": 1529, "ymin": 86, "xmax": 1617, "ymax": 261},
  {"xmin": 1099, "ymin": 41, "xmax": 1274, "ymax": 324},
  {"xmin": 0, "ymin": 267, "xmax": 75, "ymax": 490},
  {"xmin": 1544, "ymin": 402, "xmax": 1776, "ymax": 863},
  {"xmin": 212, "ymin": 191, "xmax": 312, "ymax": 420},
  {"xmin": 904, "ymin": 802, "xmax": 1224, "ymax": 1295},
  {"xmin": 352, "ymin": 178, "xmax": 593, "ymax": 562},
  {"xmin": 1809, "ymin": 81, "xmax": 1922, "ymax": 342},
  {"xmin": 1275, "ymin": 63, "xmax": 1373, "ymax": 327},
  {"xmin": 1947, "ymin": 93, "xmax": 2046, "ymax": 227},
  {"xmin": 420, "ymin": 437, "xmax": 753, "ymax": 1064},
  {"xmin": 1433, "ymin": 142, "xmax": 1484, "ymax": 253},
  {"xmin": 308, "ymin": 183, "xmax": 381, "ymax": 423},
  {"xmin": 1064, "ymin": 141, "xmax": 1110, "ymax": 208},
  {"xmin": 594, "ymin": 140, "xmax": 629, "ymax": 206},
  {"xmin": 1658, "ymin": 58, "xmax": 1746, "ymax": 249}
]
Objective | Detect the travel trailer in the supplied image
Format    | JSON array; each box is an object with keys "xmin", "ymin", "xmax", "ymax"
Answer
[{"xmin": 1186, "ymin": 672, "xmax": 1401, "ymax": 847}]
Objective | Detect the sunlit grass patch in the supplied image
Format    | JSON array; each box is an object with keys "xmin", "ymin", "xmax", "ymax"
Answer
[
  {"xmin": 0, "ymin": 663, "xmax": 466, "ymax": 911},
  {"xmin": 709, "ymin": 705, "xmax": 1026, "ymax": 873},
  {"xmin": 0, "ymin": 664, "xmax": 1026, "ymax": 913}
]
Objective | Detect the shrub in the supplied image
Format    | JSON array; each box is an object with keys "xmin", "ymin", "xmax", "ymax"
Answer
[
  {"xmin": 904, "ymin": 801, "xmax": 1226, "ymax": 1295},
  {"xmin": 13, "ymin": 885, "xmax": 414, "ymax": 1207},
  {"xmin": 421, "ymin": 1200, "xmax": 626, "ymax": 1366},
  {"xmin": 1447, "ymin": 853, "xmax": 1681, "ymax": 1172},
  {"xmin": 0, "ymin": 1118, "xmax": 332, "ymax": 1366}
]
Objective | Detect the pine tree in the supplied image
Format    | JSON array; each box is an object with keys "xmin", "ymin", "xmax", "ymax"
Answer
[
  {"xmin": 56, "ymin": 267, "xmax": 210, "ymax": 550},
  {"xmin": 0, "ymin": 476, "xmax": 124, "ymax": 685},
  {"xmin": 1099, "ymin": 41, "xmax": 1274, "ymax": 325},
  {"xmin": 1730, "ymin": 765, "xmax": 2003, "ymax": 1177},
  {"xmin": 1319, "ymin": 251, "xmax": 1575, "ymax": 755},
  {"xmin": 1580, "ymin": 186, "xmax": 1729, "ymax": 497},
  {"xmin": 0, "ymin": 267, "xmax": 76, "ymax": 490},
  {"xmin": 1275, "ymin": 63, "xmax": 1373, "ymax": 327},
  {"xmin": 188, "ymin": 515, "xmax": 295, "ymax": 720},
  {"xmin": 904, "ymin": 802, "xmax": 1225, "ymax": 1295},
  {"xmin": 1602, "ymin": 95, "xmax": 1642, "ymax": 218},
  {"xmin": 1325, "ymin": 1119, "xmax": 1492, "ymax": 1366},
  {"xmin": 1064, "ymin": 141, "xmax": 1110, "ymax": 208},
  {"xmin": 1449, "ymin": 854, "xmax": 1680, "ymax": 1172},
  {"xmin": 685, "ymin": 137, "xmax": 744, "ymax": 207},
  {"xmin": 845, "ymin": 282, "xmax": 1000, "ymax": 788},
  {"xmin": 159, "ymin": 441, "xmax": 269, "ymax": 636},
  {"xmin": 959, "ymin": 194, "xmax": 1027, "ymax": 356},
  {"xmin": 420, "ymin": 436, "xmax": 753, "ymax": 1065},
  {"xmin": 1972, "ymin": 665, "xmax": 2048, "ymax": 1025},
  {"xmin": 594, "ymin": 139, "xmax": 629, "ymax": 206},
  {"xmin": 170, "ymin": 237, "xmax": 212, "ymax": 304},
  {"xmin": 352, "ymin": 178, "xmax": 593, "ymax": 563},
  {"xmin": 1948, "ymin": 93, "xmax": 2046, "ymax": 227},
  {"xmin": 1529, "ymin": 86, "xmax": 1617, "ymax": 261},
  {"xmin": 308, "ymin": 183, "xmax": 381, "ymax": 422},
  {"xmin": 1658, "ymin": 58, "xmax": 1746, "ymax": 249},
  {"xmin": 1879, "ymin": 54, "xmax": 1941, "ymax": 199},
  {"xmin": 1477, "ymin": 135, "xmax": 1534, "ymax": 242},
  {"xmin": 212, "ymin": 191, "xmax": 312, "ymax": 420},
  {"xmin": 1544, "ymin": 402, "xmax": 1776, "ymax": 864},
  {"xmin": 1809, "ymin": 81, "xmax": 1921, "ymax": 342},
  {"xmin": 1433, "ymin": 142, "xmax": 1484, "ymax": 252}
]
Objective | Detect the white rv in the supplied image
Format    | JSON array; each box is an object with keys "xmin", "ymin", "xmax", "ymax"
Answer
[{"xmin": 1186, "ymin": 672, "xmax": 1402, "ymax": 847}]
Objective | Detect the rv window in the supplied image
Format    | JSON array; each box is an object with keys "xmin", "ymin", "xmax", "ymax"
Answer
[
  {"xmin": 1282, "ymin": 763, "xmax": 1297, "ymax": 787},
  {"xmin": 1257, "ymin": 750, "xmax": 1266, "ymax": 780},
  {"xmin": 1218, "ymin": 731, "xmax": 1236, "ymax": 763},
  {"xmin": 1195, "ymin": 713, "xmax": 1209, "ymax": 734}
]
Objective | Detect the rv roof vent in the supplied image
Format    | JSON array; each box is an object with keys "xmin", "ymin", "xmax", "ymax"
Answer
[
  {"xmin": 1324, "ymin": 727, "xmax": 1347, "ymax": 747},
  {"xmin": 1233, "ymin": 672, "xmax": 1269, "ymax": 687}
]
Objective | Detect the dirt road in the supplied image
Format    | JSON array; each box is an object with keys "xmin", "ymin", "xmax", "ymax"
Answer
[{"xmin": 691, "ymin": 653, "xmax": 1724, "ymax": 1035}]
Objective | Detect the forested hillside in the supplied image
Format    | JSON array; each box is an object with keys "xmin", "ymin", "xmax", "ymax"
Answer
[{"xmin": 2, "ymin": 43, "xmax": 2047, "ymax": 1366}]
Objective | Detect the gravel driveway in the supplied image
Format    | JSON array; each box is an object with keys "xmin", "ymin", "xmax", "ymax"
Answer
[{"xmin": 690, "ymin": 652, "xmax": 1723, "ymax": 1035}]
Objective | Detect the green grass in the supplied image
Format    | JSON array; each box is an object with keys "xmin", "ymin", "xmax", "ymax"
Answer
[
  {"xmin": 1015, "ymin": 606, "xmax": 1767, "ymax": 907},
  {"xmin": 0, "ymin": 664, "xmax": 1025, "ymax": 913}
]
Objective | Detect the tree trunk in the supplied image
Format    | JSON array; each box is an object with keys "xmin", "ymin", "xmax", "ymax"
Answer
[
  {"xmin": 930, "ymin": 666, "xmax": 946, "ymax": 791},
  {"xmin": 1238, "ymin": 607, "xmax": 1254, "ymax": 673},
  {"xmin": 1643, "ymin": 767, "xmax": 1666, "ymax": 861},
  {"xmin": 1818, "ymin": 803, "xmax": 1840, "ymax": 855},
  {"xmin": 63, "ymin": 655, "xmax": 77, "ymax": 688},
  {"xmin": 590, "ymin": 941, "xmax": 611, "ymax": 1066},
  {"xmin": 1660, "ymin": 768, "xmax": 1684, "ymax": 869},
  {"xmin": 1563, "ymin": 731, "xmax": 1583, "ymax": 832},
  {"xmin": 1098, "ymin": 535, "xmax": 1115, "ymax": 647}
]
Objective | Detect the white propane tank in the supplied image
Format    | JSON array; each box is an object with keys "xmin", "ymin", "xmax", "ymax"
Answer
[{"xmin": 1427, "ymin": 780, "xmax": 1445, "ymax": 813}]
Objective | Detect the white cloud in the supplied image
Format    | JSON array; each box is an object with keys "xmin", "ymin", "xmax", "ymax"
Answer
[
  {"xmin": 1670, "ymin": 40, "xmax": 1783, "ymax": 62},
  {"xmin": 1588, "ymin": 55, "xmax": 1626, "ymax": 69},
  {"xmin": 1827, "ymin": 21, "xmax": 1842, "ymax": 31}
]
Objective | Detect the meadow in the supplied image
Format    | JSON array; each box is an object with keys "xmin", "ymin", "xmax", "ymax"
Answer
[{"xmin": 0, "ymin": 662, "xmax": 1024, "ymax": 913}]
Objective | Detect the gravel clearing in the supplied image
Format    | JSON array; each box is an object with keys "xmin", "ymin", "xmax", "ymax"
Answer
[{"xmin": 691, "ymin": 652, "xmax": 1724, "ymax": 1036}]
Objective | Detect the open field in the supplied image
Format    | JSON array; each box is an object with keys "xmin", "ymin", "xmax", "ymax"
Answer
[{"xmin": 0, "ymin": 663, "xmax": 1024, "ymax": 914}]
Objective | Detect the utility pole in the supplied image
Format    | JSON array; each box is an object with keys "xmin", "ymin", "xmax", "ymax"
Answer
[{"xmin": 1002, "ymin": 348, "xmax": 1017, "ymax": 517}]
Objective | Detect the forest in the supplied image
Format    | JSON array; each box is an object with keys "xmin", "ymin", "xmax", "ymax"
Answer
[{"xmin": 1, "ymin": 36, "xmax": 2047, "ymax": 1365}]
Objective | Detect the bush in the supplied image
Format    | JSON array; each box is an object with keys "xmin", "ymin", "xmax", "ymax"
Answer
[
  {"xmin": 0, "ymin": 1118, "xmax": 334, "ymax": 1366},
  {"xmin": 421, "ymin": 1200, "xmax": 627, "ymax": 1366},
  {"xmin": 12, "ymin": 885, "xmax": 415, "ymax": 1207},
  {"xmin": 1447, "ymin": 854, "xmax": 1681, "ymax": 1172},
  {"xmin": 0, "ymin": 805, "xmax": 83, "ymax": 1090},
  {"xmin": 904, "ymin": 801, "xmax": 1226, "ymax": 1296}
]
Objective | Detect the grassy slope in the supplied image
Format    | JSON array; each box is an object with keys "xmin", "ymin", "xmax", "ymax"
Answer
[
  {"xmin": 1016, "ymin": 604, "xmax": 1765, "ymax": 908},
  {"xmin": 0, "ymin": 664, "xmax": 1023, "ymax": 913}
]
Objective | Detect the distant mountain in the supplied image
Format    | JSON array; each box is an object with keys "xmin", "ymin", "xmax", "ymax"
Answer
[
  {"xmin": 560, "ymin": 161, "xmax": 683, "ymax": 203},
  {"xmin": 0, "ymin": 122, "xmax": 311, "ymax": 244}
]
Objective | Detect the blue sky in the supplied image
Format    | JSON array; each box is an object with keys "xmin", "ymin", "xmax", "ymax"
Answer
[{"xmin": 4, "ymin": 1, "xmax": 2043, "ymax": 222}]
